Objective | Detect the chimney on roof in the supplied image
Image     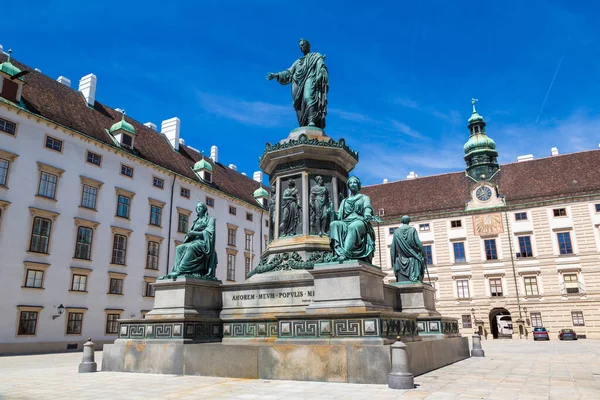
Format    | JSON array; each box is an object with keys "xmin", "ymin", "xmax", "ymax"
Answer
[
  {"xmin": 406, "ymin": 171, "xmax": 418, "ymax": 180},
  {"xmin": 551, "ymin": 147, "xmax": 559, "ymax": 156},
  {"xmin": 179, "ymin": 138, "xmax": 185, "ymax": 145},
  {"xmin": 517, "ymin": 154, "xmax": 534, "ymax": 162},
  {"xmin": 253, "ymin": 171, "xmax": 263, "ymax": 183},
  {"xmin": 242, "ymin": 172, "xmax": 247, "ymax": 176},
  {"xmin": 144, "ymin": 122, "xmax": 157, "ymax": 131},
  {"xmin": 0, "ymin": 45, "xmax": 3, "ymax": 53},
  {"xmin": 34, "ymin": 68, "xmax": 41, "ymax": 72},
  {"xmin": 115, "ymin": 108, "xmax": 124, "ymax": 113},
  {"xmin": 161, "ymin": 117, "xmax": 181, "ymax": 151},
  {"xmin": 210, "ymin": 145, "xmax": 218, "ymax": 163},
  {"xmin": 229, "ymin": 164, "xmax": 237, "ymax": 171},
  {"xmin": 383, "ymin": 178, "xmax": 388, "ymax": 184},
  {"xmin": 57, "ymin": 76, "xmax": 71, "ymax": 87},
  {"xmin": 78, "ymin": 73, "xmax": 97, "ymax": 107}
]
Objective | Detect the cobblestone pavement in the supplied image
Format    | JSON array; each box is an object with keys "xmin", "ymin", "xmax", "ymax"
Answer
[{"xmin": 1, "ymin": 340, "xmax": 599, "ymax": 399}]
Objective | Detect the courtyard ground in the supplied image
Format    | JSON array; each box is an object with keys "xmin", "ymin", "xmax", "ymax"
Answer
[{"xmin": 0, "ymin": 339, "xmax": 599, "ymax": 399}]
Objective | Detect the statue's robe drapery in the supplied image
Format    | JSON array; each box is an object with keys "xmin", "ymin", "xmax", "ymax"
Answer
[
  {"xmin": 329, "ymin": 194, "xmax": 375, "ymax": 262},
  {"xmin": 279, "ymin": 187, "xmax": 300, "ymax": 236},
  {"xmin": 172, "ymin": 215, "xmax": 218, "ymax": 277},
  {"xmin": 275, "ymin": 52, "xmax": 328, "ymax": 128},
  {"xmin": 310, "ymin": 183, "xmax": 330, "ymax": 234},
  {"xmin": 268, "ymin": 194, "xmax": 276, "ymax": 240},
  {"xmin": 391, "ymin": 225, "xmax": 426, "ymax": 282}
]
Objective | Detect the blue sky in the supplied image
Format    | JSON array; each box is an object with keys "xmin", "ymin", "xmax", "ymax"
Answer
[{"xmin": 6, "ymin": 0, "xmax": 600, "ymax": 185}]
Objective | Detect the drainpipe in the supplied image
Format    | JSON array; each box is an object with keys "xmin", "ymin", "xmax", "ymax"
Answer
[
  {"xmin": 504, "ymin": 210, "xmax": 523, "ymax": 338},
  {"xmin": 166, "ymin": 173, "xmax": 176, "ymax": 275}
]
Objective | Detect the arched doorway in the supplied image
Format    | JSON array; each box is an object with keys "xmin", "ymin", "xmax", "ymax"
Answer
[{"xmin": 489, "ymin": 308, "xmax": 513, "ymax": 339}]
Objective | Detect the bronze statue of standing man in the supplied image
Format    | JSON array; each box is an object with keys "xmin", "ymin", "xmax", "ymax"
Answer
[
  {"xmin": 391, "ymin": 216, "xmax": 427, "ymax": 283},
  {"xmin": 266, "ymin": 39, "xmax": 329, "ymax": 129}
]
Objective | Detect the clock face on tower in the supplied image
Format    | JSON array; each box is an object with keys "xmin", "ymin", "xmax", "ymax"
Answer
[{"xmin": 475, "ymin": 186, "xmax": 493, "ymax": 202}]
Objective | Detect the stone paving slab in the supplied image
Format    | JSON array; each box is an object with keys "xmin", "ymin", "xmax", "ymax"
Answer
[{"xmin": 1, "ymin": 340, "xmax": 600, "ymax": 399}]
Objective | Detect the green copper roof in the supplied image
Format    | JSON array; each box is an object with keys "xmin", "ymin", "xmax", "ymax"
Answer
[
  {"xmin": 463, "ymin": 133, "xmax": 497, "ymax": 155},
  {"xmin": 0, "ymin": 50, "xmax": 22, "ymax": 78},
  {"xmin": 253, "ymin": 187, "xmax": 269, "ymax": 198},
  {"xmin": 468, "ymin": 98, "xmax": 485, "ymax": 124},
  {"xmin": 193, "ymin": 157, "xmax": 213, "ymax": 172},
  {"xmin": 109, "ymin": 112, "xmax": 136, "ymax": 135}
]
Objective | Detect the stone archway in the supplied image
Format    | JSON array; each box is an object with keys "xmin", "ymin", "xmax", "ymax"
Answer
[{"xmin": 489, "ymin": 308, "xmax": 513, "ymax": 339}]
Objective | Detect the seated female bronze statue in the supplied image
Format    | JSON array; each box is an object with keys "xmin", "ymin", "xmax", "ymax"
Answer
[
  {"xmin": 160, "ymin": 202, "xmax": 218, "ymax": 279},
  {"xmin": 329, "ymin": 176, "xmax": 377, "ymax": 263}
]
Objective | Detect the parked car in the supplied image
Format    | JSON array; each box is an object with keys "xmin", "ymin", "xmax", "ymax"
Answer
[
  {"xmin": 558, "ymin": 329, "xmax": 578, "ymax": 340},
  {"xmin": 533, "ymin": 327, "xmax": 549, "ymax": 341}
]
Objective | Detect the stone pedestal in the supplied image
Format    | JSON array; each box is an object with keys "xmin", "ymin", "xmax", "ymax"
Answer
[
  {"xmin": 305, "ymin": 261, "xmax": 390, "ymax": 314},
  {"xmin": 390, "ymin": 282, "xmax": 437, "ymax": 316}
]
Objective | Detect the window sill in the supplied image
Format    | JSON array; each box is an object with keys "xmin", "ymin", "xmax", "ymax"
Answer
[
  {"xmin": 26, "ymin": 251, "xmax": 50, "ymax": 257},
  {"xmin": 65, "ymin": 333, "xmax": 83, "ymax": 336},
  {"xmin": 148, "ymin": 224, "xmax": 162, "ymax": 228},
  {"xmin": 21, "ymin": 286, "xmax": 44, "ymax": 290},
  {"xmin": 105, "ymin": 332, "xmax": 118, "ymax": 336},
  {"xmin": 144, "ymin": 268, "xmax": 160, "ymax": 272},
  {"xmin": 73, "ymin": 257, "xmax": 92, "ymax": 263},
  {"xmin": 557, "ymin": 253, "xmax": 576, "ymax": 257},
  {"xmin": 78, "ymin": 206, "xmax": 98, "ymax": 213},
  {"xmin": 523, "ymin": 295, "xmax": 542, "ymax": 300},
  {"xmin": 35, "ymin": 194, "xmax": 57, "ymax": 203},
  {"xmin": 0, "ymin": 184, "xmax": 8, "ymax": 190},
  {"xmin": 107, "ymin": 293, "xmax": 124, "ymax": 296},
  {"xmin": 142, "ymin": 295, "xmax": 155, "ymax": 298},
  {"xmin": 109, "ymin": 263, "xmax": 127, "ymax": 268},
  {"xmin": 115, "ymin": 215, "xmax": 130, "ymax": 221},
  {"xmin": 16, "ymin": 334, "xmax": 37, "ymax": 337},
  {"xmin": 68, "ymin": 290, "xmax": 88, "ymax": 294}
]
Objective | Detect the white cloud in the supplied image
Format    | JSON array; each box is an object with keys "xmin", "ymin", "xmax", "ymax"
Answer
[
  {"xmin": 328, "ymin": 108, "xmax": 378, "ymax": 124},
  {"xmin": 393, "ymin": 97, "xmax": 461, "ymax": 125},
  {"xmin": 391, "ymin": 120, "xmax": 424, "ymax": 139},
  {"xmin": 196, "ymin": 91, "xmax": 290, "ymax": 128}
]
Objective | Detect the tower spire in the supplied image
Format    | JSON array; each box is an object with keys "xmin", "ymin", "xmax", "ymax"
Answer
[{"xmin": 463, "ymin": 98, "xmax": 499, "ymax": 181}]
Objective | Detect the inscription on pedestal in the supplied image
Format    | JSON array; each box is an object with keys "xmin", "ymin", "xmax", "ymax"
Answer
[{"xmin": 223, "ymin": 287, "xmax": 315, "ymax": 308}]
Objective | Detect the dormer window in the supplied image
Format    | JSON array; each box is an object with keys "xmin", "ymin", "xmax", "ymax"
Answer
[
  {"xmin": 0, "ymin": 50, "xmax": 26, "ymax": 103},
  {"xmin": 192, "ymin": 156, "xmax": 213, "ymax": 184},
  {"xmin": 108, "ymin": 111, "xmax": 136, "ymax": 150}
]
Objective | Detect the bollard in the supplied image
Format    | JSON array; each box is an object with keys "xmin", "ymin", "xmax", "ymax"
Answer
[
  {"xmin": 471, "ymin": 334, "xmax": 485, "ymax": 357},
  {"xmin": 388, "ymin": 338, "xmax": 414, "ymax": 389},
  {"xmin": 78, "ymin": 338, "xmax": 97, "ymax": 373}
]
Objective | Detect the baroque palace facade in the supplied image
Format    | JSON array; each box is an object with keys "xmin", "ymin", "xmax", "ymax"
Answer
[
  {"xmin": 0, "ymin": 51, "xmax": 269, "ymax": 354},
  {"xmin": 363, "ymin": 101, "xmax": 600, "ymax": 340}
]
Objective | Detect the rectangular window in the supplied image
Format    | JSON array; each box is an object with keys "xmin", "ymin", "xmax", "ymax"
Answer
[
  {"xmin": 530, "ymin": 312, "xmax": 543, "ymax": 327},
  {"xmin": 106, "ymin": 314, "xmax": 120, "ymax": 334},
  {"xmin": 524, "ymin": 276, "xmax": 539, "ymax": 296},
  {"xmin": 461, "ymin": 315, "xmax": 472, "ymax": 329},
  {"xmin": 453, "ymin": 242, "xmax": 466, "ymax": 263},
  {"xmin": 25, "ymin": 270, "xmax": 44, "ymax": 288},
  {"xmin": 518, "ymin": 236, "xmax": 533, "ymax": 258},
  {"xmin": 457, "ymin": 279, "xmax": 470, "ymax": 299},
  {"xmin": 111, "ymin": 235, "xmax": 127, "ymax": 265},
  {"xmin": 74, "ymin": 226, "xmax": 93, "ymax": 260},
  {"xmin": 489, "ymin": 278, "xmax": 503, "ymax": 297},
  {"xmin": 18, "ymin": 311, "xmax": 38, "ymax": 335},
  {"xmin": 116, "ymin": 195, "xmax": 130, "ymax": 218},
  {"xmin": 206, "ymin": 197, "xmax": 215, "ymax": 207},
  {"xmin": 144, "ymin": 282, "xmax": 155, "ymax": 297},
  {"xmin": 515, "ymin": 212, "xmax": 527, "ymax": 221},
  {"xmin": 66, "ymin": 312, "xmax": 83, "ymax": 335},
  {"xmin": 150, "ymin": 205, "xmax": 162, "ymax": 226},
  {"xmin": 424, "ymin": 245, "xmax": 433, "ymax": 264},
  {"xmin": 389, "ymin": 227, "xmax": 396, "ymax": 234},
  {"xmin": 45, "ymin": 136, "xmax": 63, "ymax": 152},
  {"xmin": 451, "ymin": 220, "xmax": 462, "ymax": 228},
  {"xmin": 419, "ymin": 223, "xmax": 430, "ymax": 232},
  {"xmin": 227, "ymin": 253, "xmax": 235, "ymax": 281},
  {"xmin": 228, "ymin": 228, "xmax": 236, "ymax": 246},
  {"xmin": 38, "ymin": 172, "xmax": 58, "ymax": 198},
  {"xmin": 180, "ymin": 187, "xmax": 190, "ymax": 198},
  {"xmin": 86, "ymin": 151, "xmax": 102, "ymax": 166},
  {"xmin": 564, "ymin": 273, "xmax": 579, "ymax": 294},
  {"xmin": 595, "ymin": 204, "xmax": 600, "ymax": 213},
  {"xmin": 81, "ymin": 185, "xmax": 98, "ymax": 209},
  {"xmin": 557, "ymin": 232, "xmax": 573, "ymax": 255},
  {"xmin": 229, "ymin": 206, "xmax": 237, "ymax": 215},
  {"xmin": 0, "ymin": 117, "xmax": 16, "ymax": 135},
  {"xmin": 484, "ymin": 239, "xmax": 498, "ymax": 260},
  {"xmin": 122, "ymin": 133, "xmax": 133, "ymax": 147},
  {"xmin": 245, "ymin": 257, "xmax": 251, "ymax": 276},
  {"xmin": 0, "ymin": 158, "xmax": 9, "ymax": 186},
  {"xmin": 245, "ymin": 234, "xmax": 252, "ymax": 251},
  {"xmin": 71, "ymin": 274, "xmax": 87, "ymax": 292},
  {"xmin": 121, "ymin": 164, "xmax": 133, "ymax": 178},
  {"xmin": 29, "ymin": 217, "xmax": 52, "ymax": 253},
  {"xmin": 553, "ymin": 208, "xmax": 567, "ymax": 217},
  {"xmin": 153, "ymin": 177, "xmax": 164, "ymax": 189},
  {"xmin": 109, "ymin": 278, "xmax": 123, "ymax": 294},
  {"xmin": 571, "ymin": 311, "xmax": 585, "ymax": 326},
  {"xmin": 178, "ymin": 213, "xmax": 188, "ymax": 233},
  {"xmin": 246, "ymin": 212, "xmax": 253, "ymax": 222},
  {"xmin": 146, "ymin": 241, "xmax": 160, "ymax": 270}
]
